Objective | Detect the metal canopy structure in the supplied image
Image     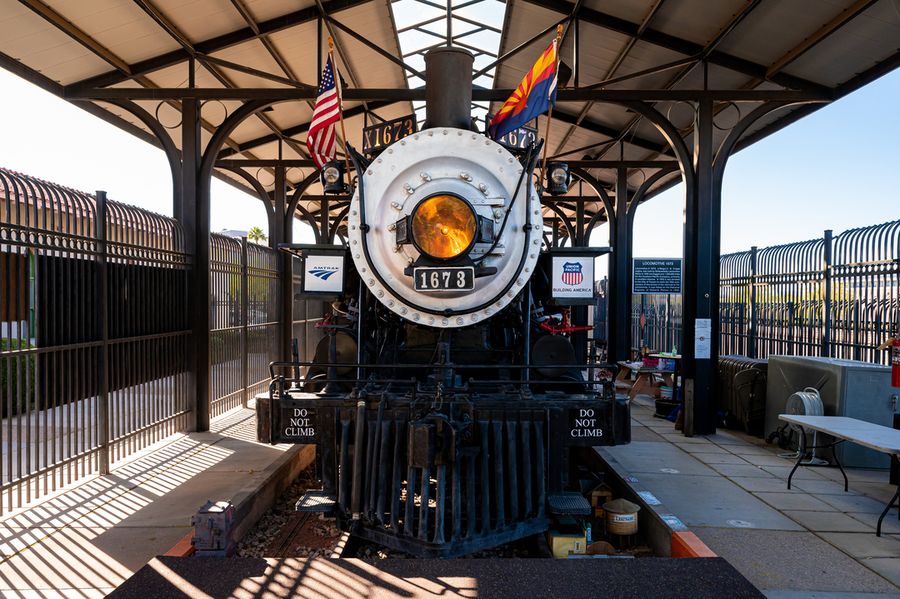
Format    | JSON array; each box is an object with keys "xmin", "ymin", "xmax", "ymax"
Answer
[{"xmin": 1, "ymin": 0, "xmax": 898, "ymax": 435}]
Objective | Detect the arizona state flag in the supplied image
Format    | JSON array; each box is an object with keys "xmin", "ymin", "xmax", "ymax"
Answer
[{"xmin": 488, "ymin": 38, "xmax": 558, "ymax": 140}]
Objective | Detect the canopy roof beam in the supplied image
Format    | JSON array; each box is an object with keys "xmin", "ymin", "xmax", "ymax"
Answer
[
  {"xmin": 522, "ymin": 0, "xmax": 830, "ymax": 95},
  {"xmin": 64, "ymin": 87, "xmax": 829, "ymax": 102},
  {"xmin": 19, "ymin": 0, "xmax": 239, "ymax": 148},
  {"xmin": 553, "ymin": 0, "xmax": 668, "ymax": 156},
  {"xmin": 591, "ymin": 0, "xmax": 763, "ymax": 163},
  {"xmin": 766, "ymin": 0, "xmax": 879, "ymax": 78},
  {"xmin": 227, "ymin": 0, "xmax": 303, "ymax": 84},
  {"xmin": 217, "ymin": 100, "xmax": 393, "ymax": 158},
  {"xmin": 132, "ymin": 0, "xmax": 310, "ymax": 159},
  {"xmin": 69, "ymin": 0, "xmax": 372, "ymax": 90}
]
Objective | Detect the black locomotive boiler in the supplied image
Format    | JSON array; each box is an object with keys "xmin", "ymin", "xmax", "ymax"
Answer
[{"xmin": 257, "ymin": 47, "xmax": 630, "ymax": 557}]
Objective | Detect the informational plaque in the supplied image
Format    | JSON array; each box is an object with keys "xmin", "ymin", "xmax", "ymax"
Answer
[
  {"xmin": 632, "ymin": 258, "xmax": 682, "ymax": 294},
  {"xmin": 695, "ymin": 318, "xmax": 712, "ymax": 359}
]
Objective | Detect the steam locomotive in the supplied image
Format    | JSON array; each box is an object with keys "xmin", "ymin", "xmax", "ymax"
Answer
[{"xmin": 257, "ymin": 47, "xmax": 630, "ymax": 557}]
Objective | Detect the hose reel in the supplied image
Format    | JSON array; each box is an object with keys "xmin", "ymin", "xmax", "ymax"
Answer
[{"xmin": 779, "ymin": 387, "xmax": 828, "ymax": 465}]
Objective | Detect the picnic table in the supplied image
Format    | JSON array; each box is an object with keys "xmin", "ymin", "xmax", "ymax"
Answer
[{"xmin": 779, "ymin": 414, "xmax": 900, "ymax": 536}]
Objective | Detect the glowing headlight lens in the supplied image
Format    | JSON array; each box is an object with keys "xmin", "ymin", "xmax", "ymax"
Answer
[
  {"xmin": 411, "ymin": 195, "xmax": 477, "ymax": 260},
  {"xmin": 323, "ymin": 165, "xmax": 341, "ymax": 185}
]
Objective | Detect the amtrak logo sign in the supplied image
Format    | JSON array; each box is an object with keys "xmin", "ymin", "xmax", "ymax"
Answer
[
  {"xmin": 309, "ymin": 268, "xmax": 338, "ymax": 281},
  {"xmin": 561, "ymin": 262, "xmax": 584, "ymax": 285},
  {"xmin": 552, "ymin": 256, "xmax": 594, "ymax": 301},
  {"xmin": 303, "ymin": 254, "xmax": 344, "ymax": 294}
]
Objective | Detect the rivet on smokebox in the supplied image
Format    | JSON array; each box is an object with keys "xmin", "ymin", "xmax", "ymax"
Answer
[{"xmin": 603, "ymin": 498, "xmax": 640, "ymax": 536}]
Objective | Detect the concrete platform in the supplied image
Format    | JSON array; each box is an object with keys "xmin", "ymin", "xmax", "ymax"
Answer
[
  {"xmin": 0, "ymin": 407, "xmax": 313, "ymax": 598},
  {"xmin": 599, "ymin": 397, "xmax": 900, "ymax": 598},
  {"xmin": 110, "ymin": 555, "xmax": 764, "ymax": 598}
]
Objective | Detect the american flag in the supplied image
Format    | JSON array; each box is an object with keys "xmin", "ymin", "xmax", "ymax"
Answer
[{"xmin": 307, "ymin": 56, "xmax": 342, "ymax": 169}]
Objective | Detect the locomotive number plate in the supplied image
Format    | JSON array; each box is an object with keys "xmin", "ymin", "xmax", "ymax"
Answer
[{"xmin": 413, "ymin": 267, "xmax": 474, "ymax": 292}]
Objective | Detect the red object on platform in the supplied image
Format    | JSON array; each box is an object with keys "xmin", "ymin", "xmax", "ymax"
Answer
[
  {"xmin": 537, "ymin": 308, "xmax": 593, "ymax": 334},
  {"xmin": 892, "ymin": 336, "xmax": 900, "ymax": 388}
]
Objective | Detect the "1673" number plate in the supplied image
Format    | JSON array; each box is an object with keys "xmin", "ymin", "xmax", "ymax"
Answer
[{"xmin": 413, "ymin": 267, "xmax": 474, "ymax": 291}]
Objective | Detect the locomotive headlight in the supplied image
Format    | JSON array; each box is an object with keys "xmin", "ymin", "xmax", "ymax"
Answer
[
  {"xmin": 411, "ymin": 195, "xmax": 477, "ymax": 260},
  {"xmin": 546, "ymin": 161, "xmax": 571, "ymax": 196},
  {"xmin": 321, "ymin": 161, "xmax": 345, "ymax": 194}
]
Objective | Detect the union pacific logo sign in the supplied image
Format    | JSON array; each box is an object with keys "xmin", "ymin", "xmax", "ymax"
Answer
[{"xmin": 562, "ymin": 262, "xmax": 583, "ymax": 285}]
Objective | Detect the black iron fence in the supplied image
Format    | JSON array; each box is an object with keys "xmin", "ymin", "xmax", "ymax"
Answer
[
  {"xmin": 0, "ymin": 169, "xmax": 326, "ymax": 513},
  {"xmin": 631, "ymin": 294, "xmax": 682, "ymax": 355},
  {"xmin": 0, "ymin": 168, "xmax": 192, "ymax": 511},
  {"xmin": 721, "ymin": 221, "xmax": 900, "ymax": 364},
  {"xmin": 209, "ymin": 234, "xmax": 283, "ymax": 418},
  {"xmin": 628, "ymin": 221, "xmax": 900, "ymax": 365}
]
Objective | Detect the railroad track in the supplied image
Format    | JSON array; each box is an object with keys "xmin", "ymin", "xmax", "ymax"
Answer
[{"xmin": 264, "ymin": 511, "xmax": 345, "ymax": 558}]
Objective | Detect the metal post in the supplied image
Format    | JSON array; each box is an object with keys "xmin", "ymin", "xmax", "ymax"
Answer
[
  {"xmin": 665, "ymin": 294, "xmax": 672, "ymax": 351},
  {"xmin": 823, "ymin": 229, "xmax": 833, "ymax": 357},
  {"xmin": 240, "ymin": 237, "xmax": 249, "ymax": 408},
  {"xmin": 684, "ymin": 97, "xmax": 720, "ymax": 436},
  {"xmin": 573, "ymin": 201, "xmax": 587, "ymax": 364},
  {"xmin": 640, "ymin": 294, "xmax": 647, "ymax": 349},
  {"xmin": 523, "ymin": 282, "xmax": 532, "ymax": 387},
  {"xmin": 275, "ymin": 167, "xmax": 292, "ymax": 362},
  {"xmin": 608, "ymin": 167, "xmax": 631, "ymax": 362},
  {"xmin": 573, "ymin": 16, "xmax": 579, "ymax": 89},
  {"xmin": 96, "ymin": 190, "xmax": 109, "ymax": 474},
  {"xmin": 321, "ymin": 197, "xmax": 330, "ymax": 244},
  {"xmin": 183, "ymin": 96, "xmax": 209, "ymax": 432},
  {"xmin": 749, "ymin": 245, "xmax": 758, "ymax": 359}
]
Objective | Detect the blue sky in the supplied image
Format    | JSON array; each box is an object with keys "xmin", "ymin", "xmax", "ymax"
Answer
[
  {"xmin": 0, "ymin": 64, "xmax": 897, "ymax": 254},
  {"xmin": 633, "ymin": 67, "xmax": 900, "ymax": 258}
]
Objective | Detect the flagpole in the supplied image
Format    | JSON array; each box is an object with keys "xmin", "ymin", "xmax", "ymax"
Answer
[
  {"xmin": 329, "ymin": 37, "xmax": 352, "ymax": 183},
  {"xmin": 539, "ymin": 24, "xmax": 564, "ymax": 188}
]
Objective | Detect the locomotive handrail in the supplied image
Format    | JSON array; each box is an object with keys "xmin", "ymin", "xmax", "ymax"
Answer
[
  {"xmin": 268, "ymin": 359, "xmax": 617, "ymax": 380},
  {"xmin": 472, "ymin": 140, "xmax": 539, "ymax": 265},
  {"xmin": 268, "ymin": 378, "xmax": 614, "ymax": 389}
]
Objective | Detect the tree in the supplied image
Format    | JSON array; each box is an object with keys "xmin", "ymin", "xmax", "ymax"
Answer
[{"xmin": 247, "ymin": 226, "xmax": 267, "ymax": 244}]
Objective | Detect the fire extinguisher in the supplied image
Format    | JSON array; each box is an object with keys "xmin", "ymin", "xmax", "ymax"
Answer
[{"xmin": 893, "ymin": 335, "xmax": 900, "ymax": 388}]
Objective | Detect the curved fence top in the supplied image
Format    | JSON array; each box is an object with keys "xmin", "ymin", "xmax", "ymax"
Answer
[
  {"xmin": 833, "ymin": 220, "xmax": 900, "ymax": 266},
  {"xmin": 0, "ymin": 167, "xmax": 184, "ymax": 253},
  {"xmin": 722, "ymin": 219, "xmax": 900, "ymax": 276}
]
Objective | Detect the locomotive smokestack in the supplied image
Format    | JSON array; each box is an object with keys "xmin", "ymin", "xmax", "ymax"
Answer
[{"xmin": 424, "ymin": 47, "xmax": 474, "ymax": 130}]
